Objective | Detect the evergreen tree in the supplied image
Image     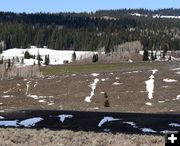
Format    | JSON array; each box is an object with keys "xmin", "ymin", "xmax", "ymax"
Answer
[
  {"xmin": 151, "ymin": 50, "xmax": 155, "ymax": 61},
  {"xmin": 21, "ymin": 58, "xmax": 24, "ymax": 64},
  {"xmin": 143, "ymin": 49, "xmax": 149, "ymax": 61},
  {"xmin": 44, "ymin": 54, "xmax": 50, "ymax": 65},
  {"xmin": 24, "ymin": 50, "xmax": 31, "ymax": 59},
  {"xmin": 7, "ymin": 59, "xmax": 11, "ymax": 69},
  {"xmin": 104, "ymin": 92, "xmax": 110, "ymax": 107},
  {"xmin": 37, "ymin": 51, "xmax": 42, "ymax": 66},
  {"xmin": 71, "ymin": 51, "xmax": 76, "ymax": 62},
  {"xmin": 0, "ymin": 45, "xmax": 2, "ymax": 54},
  {"xmin": 92, "ymin": 54, "xmax": 98, "ymax": 63}
]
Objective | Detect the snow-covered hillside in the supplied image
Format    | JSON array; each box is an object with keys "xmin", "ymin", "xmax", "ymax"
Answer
[
  {"xmin": 131, "ymin": 13, "xmax": 180, "ymax": 19},
  {"xmin": 1, "ymin": 47, "xmax": 97, "ymax": 66}
]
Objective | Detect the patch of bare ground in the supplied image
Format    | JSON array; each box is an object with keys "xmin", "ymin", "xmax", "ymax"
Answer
[
  {"xmin": 0, "ymin": 61, "xmax": 180, "ymax": 113},
  {"xmin": 0, "ymin": 128, "xmax": 164, "ymax": 146}
]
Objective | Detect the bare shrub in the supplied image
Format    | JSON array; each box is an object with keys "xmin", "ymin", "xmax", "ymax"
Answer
[{"xmin": 0, "ymin": 65, "xmax": 41, "ymax": 80}]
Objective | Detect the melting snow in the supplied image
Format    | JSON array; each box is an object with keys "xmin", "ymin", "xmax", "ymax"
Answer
[
  {"xmin": 175, "ymin": 72, "xmax": 180, "ymax": 74},
  {"xmin": 162, "ymin": 86, "xmax": 169, "ymax": 88},
  {"xmin": 141, "ymin": 128, "xmax": 157, "ymax": 133},
  {"xmin": 85, "ymin": 78, "xmax": 99, "ymax": 102},
  {"xmin": 0, "ymin": 120, "xmax": 19, "ymax": 127},
  {"xmin": 38, "ymin": 100, "xmax": 46, "ymax": 103},
  {"xmin": 58, "ymin": 114, "xmax": 74, "ymax": 122},
  {"xmin": 27, "ymin": 94, "xmax": 54, "ymax": 100},
  {"xmin": 2, "ymin": 48, "xmax": 97, "ymax": 66},
  {"xmin": 47, "ymin": 101, "xmax": 54, "ymax": 106},
  {"xmin": 123, "ymin": 122, "xmax": 137, "ymax": 128},
  {"xmin": 2, "ymin": 95, "xmax": 14, "ymax": 98},
  {"xmin": 0, "ymin": 116, "xmax": 5, "ymax": 119},
  {"xmin": 169, "ymin": 123, "xmax": 180, "ymax": 127},
  {"xmin": 98, "ymin": 117, "xmax": 121, "ymax": 127},
  {"xmin": 158, "ymin": 101, "xmax": 165, "ymax": 103},
  {"xmin": 0, "ymin": 103, "xmax": 3, "ymax": 105},
  {"xmin": 163, "ymin": 78, "xmax": 177, "ymax": 83},
  {"xmin": 170, "ymin": 68, "xmax": 180, "ymax": 71},
  {"xmin": 112, "ymin": 82, "xmax": 122, "ymax": 85},
  {"xmin": 115, "ymin": 77, "xmax": 120, "ymax": 80},
  {"xmin": 145, "ymin": 69, "xmax": 158, "ymax": 99},
  {"xmin": 146, "ymin": 102, "xmax": 152, "ymax": 106},
  {"xmin": 34, "ymin": 81, "xmax": 38, "ymax": 87},
  {"xmin": 91, "ymin": 73, "xmax": 100, "ymax": 77},
  {"xmin": 19, "ymin": 117, "xmax": 43, "ymax": 127},
  {"xmin": 101, "ymin": 78, "xmax": 108, "ymax": 81}
]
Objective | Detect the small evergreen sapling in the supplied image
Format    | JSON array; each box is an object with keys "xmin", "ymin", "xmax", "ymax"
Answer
[{"xmin": 104, "ymin": 92, "xmax": 110, "ymax": 107}]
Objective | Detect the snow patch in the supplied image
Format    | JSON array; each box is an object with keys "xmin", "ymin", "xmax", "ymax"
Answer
[
  {"xmin": 145, "ymin": 69, "xmax": 158, "ymax": 99},
  {"xmin": 47, "ymin": 101, "xmax": 54, "ymax": 106},
  {"xmin": 19, "ymin": 117, "xmax": 43, "ymax": 127},
  {"xmin": 145, "ymin": 102, "xmax": 152, "ymax": 106},
  {"xmin": 101, "ymin": 78, "xmax": 108, "ymax": 81},
  {"xmin": 27, "ymin": 94, "xmax": 54, "ymax": 100},
  {"xmin": 169, "ymin": 123, "xmax": 180, "ymax": 127},
  {"xmin": 38, "ymin": 100, "xmax": 46, "ymax": 103},
  {"xmin": 34, "ymin": 81, "xmax": 38, "ymax": 87},
  {"xmin": 123, "ymin": 122, "xmax": 137, "ymax": 128},
  {"xmin": 112, "ymin": 82, "xmax": 122, "ymax": 85},
  {"xmin": 0, "ymin": 120, "xmax": 19, "ymax": 127},
  {"xmin": 2, "ymin": 95, "xmax": 14, "ymax": 98},
  {"xmin": 85, "ymin": 78, "xmax": 99, "ymax": 102},
  {"xmin": 162, "ymin": 86, "xmax": 169, "ymax": 88},
  {"xmin": 0, "ymin": 116, "xmax": 5, "ymax": 119},
  {"xmin": 141, "ymin": 128, "xmax": 157, "ymax": 133},
  {"xmin": 170, "ymin": 68, "xmax": 180, "ymax": 71},
  {"xmin": 2, "ymin": 48, "xmax": 97, "ymax": 66},
  {"xmin": 98, "ymin": 117, "xmax": 121, "ymax": 127},
  {"xmin": 58, "ymin": 114, "xmax": 74, "ymax": 122},
  {"xmin": 163, "ymin": 78, "xmax": 177, "ymax": 83},
  {"xmin": 158, "ymin": 101, "xmax": 165, "ymax": 103},
  {"xmin": 91, "ymin": 73, "xmax": 100, "ymax": 77}
]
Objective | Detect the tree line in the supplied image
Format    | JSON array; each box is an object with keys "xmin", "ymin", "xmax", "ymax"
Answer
[{"xmin": 0, "ymin": 9, "xmax": 180, "ymax": 53}]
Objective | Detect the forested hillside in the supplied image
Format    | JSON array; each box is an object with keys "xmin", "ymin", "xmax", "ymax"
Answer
[{"xmin": 0, "ymin": 8, "xmax": 180, "ymax": 52}]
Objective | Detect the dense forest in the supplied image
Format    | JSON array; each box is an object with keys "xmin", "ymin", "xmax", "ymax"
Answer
[{"xmin": 0, "ymin": 8, "xmax": 180, "ymax": 53}]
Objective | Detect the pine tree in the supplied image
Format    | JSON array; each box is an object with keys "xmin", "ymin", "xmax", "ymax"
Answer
[
  {"xmin": 24, "ymin": 50, "xmax": 31, "ymax": 59},
  {"xmin": 44, "ymin": 55, "xmax": 50, "ymax": 65},
  {"xmin": 7, "ymin": 59, "xmax": 11, "ymax": 69},
  {"xmin": 143, "ymin": 49, "xmax": 149, "ymax": 61},
  {"xmin": 37, "ymin": 53, "xmax": 41, "ymax": 66},
  {"xmin": 21, "ymin": 58, "xmax": 24, "ymax": 64},
  {"xmin": 151, "ymin": 50, "xmax": 155, "ymax": 61},
  {"xmin": 104, "ymin": 92, "xmax": 110, "ymax": 107},
  {"xmin": 72, "ymin": 51, "xmax": 76, "ymax": 62},
  {"xmin": 92, "ymin": 54, "xmax": 98, "ymax": 63},
  {"xmin": 0, "ymin": 45, "xmax": 2, "ymax": 54}
]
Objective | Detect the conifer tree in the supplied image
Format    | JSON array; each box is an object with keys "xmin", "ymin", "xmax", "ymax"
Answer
[
  {"xmin": 44, "ymin": 54, "xmax": 50, "ymax": 65},
  {"xmin": 72, "ymin": 52, "xmax": 76, "ymax": 62},
  {"xmin": 24, "ymin": 50, "xmax": 31, "ymax": 59},
  {"xmin": 143, "ymin": 49, "xmax": 149, "ymax": 61},
  {"xmin": 104, "ymin": 92, "xmax": 110, "ymax": 107},
  {"xmin": 92, "ymin": 54, "xmax": 98, "ymax": 63}
]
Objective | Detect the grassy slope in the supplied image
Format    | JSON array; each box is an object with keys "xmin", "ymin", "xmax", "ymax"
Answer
[{"xmin": 41, "ymin": 62, "xmax": 173, "ymax": 75}]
